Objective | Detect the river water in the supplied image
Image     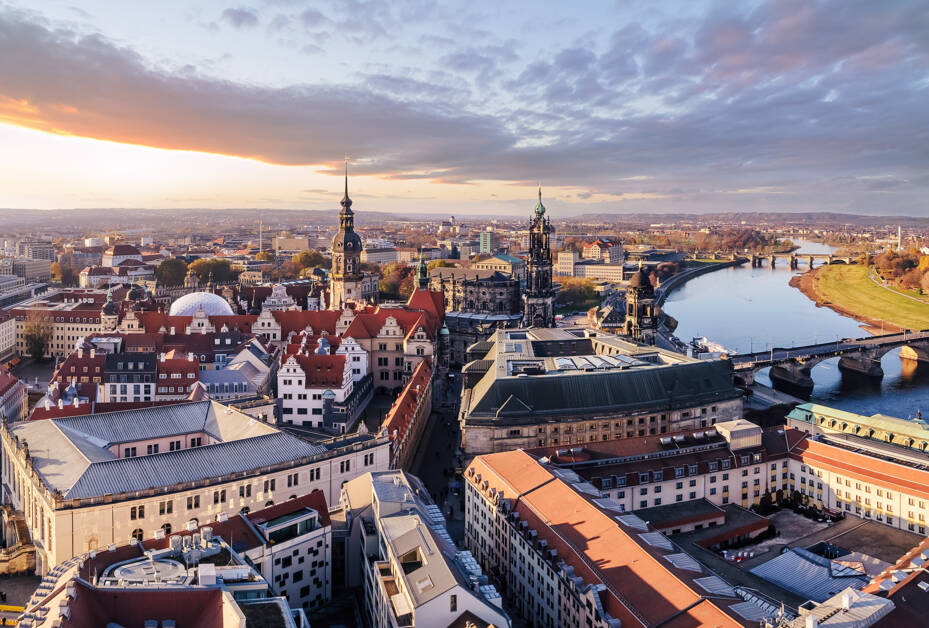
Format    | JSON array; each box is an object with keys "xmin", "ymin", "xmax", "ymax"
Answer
[{"xmin": 661, "ymin": 241, "xmax": 929, "ymax": 419}]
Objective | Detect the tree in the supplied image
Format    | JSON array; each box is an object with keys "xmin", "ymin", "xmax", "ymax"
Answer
[
  {"xmin": 255, "ymin": 251, "xmax": 274, "ymax": 262},
  {"xmin": 292, "ymin": 250, "xmax": 328, "ymax": 271},
  {"xmin": 51, "ymin": 262, "xmax": 78, "ymax": 286},
  {"xmin": 427, "ymin": 260, "xmax": 456, "ymax": 271},
  {"xmin": 188, "ymin": 258, "xmax": 237, "ymax": 284},
  {"xmin": 23, "ymin": 310, "xmax": 53, "ymax": 361},
  {"xmin": 379, "ymin": 263, "xmax": 415, "ymax": 299},
  {"xmin": 557, "ymin": 278, "xmax": 598, "ymax": 309},
  {"xmin": 155, "ymin": 258, "xmax": 188, "ymax": 286}
]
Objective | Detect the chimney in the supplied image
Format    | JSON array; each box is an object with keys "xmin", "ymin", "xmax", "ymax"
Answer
[
  {"xmin": 90, "ymin": 348, "xmax": 95, "ymax": 358},
  {"xmin": 73, "ymin": 397, "xmax": 79, "ymax": 408},
  {"xmin": 805, "ymin": 615, "xmax": 819, "ymax": 628},
  {"xmin": 841, "ymin": 593, "xmax": 851, "ymax": 610},
  {"xmin": 188, "ymin": 352, "xmax": 194, "ymax": 362},
  {"xmin": 57, "ymin": 399, "xmax": 64, "ymax": 409},
  {"xmin": 170, "ymin": 326, "xmax": 175, "ymax": 335},
  {"xmin": 160, "ymin": 353, "xmax": 166, "ymax": 363},
  {"xmin": 44, "ymin": 399, "xmax": 51, "ymax": 411},
  {"xmin": 77, "ymin": 347, "xmax": 83, "ymax": 358}
]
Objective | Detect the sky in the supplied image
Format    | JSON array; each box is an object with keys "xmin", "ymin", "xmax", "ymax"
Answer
[{"xmin": 0, "ymin": 0, "xmax": 926, "ymax": 216}]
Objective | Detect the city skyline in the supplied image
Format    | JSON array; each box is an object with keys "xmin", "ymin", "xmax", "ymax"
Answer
[{"xmin": 0, "ymin": 0, "xmax": 926, "ymax": 215}]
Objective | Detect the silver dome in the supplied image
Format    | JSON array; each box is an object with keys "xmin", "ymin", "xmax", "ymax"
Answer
[{"xmin": 168, "ymin": 292, "xmax": 235, "ymax": 317}]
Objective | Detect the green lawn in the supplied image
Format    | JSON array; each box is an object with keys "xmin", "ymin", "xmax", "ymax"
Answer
[{"xmin": 816, "ymin": 264, "xmax": 929, "ymax": 330}]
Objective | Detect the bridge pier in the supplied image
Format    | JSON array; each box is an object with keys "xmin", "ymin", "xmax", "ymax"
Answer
[
  {"xmin": 900, "ymin": 345, "xmax": 929, "ymax": 363},
  {"xmin": 838, "ymin": 350, "xmax": 884, "ymax": 379},
  {"xmin": 807, "ymin": 256, "xmax": 814, "ymax": 268},
  {"xmin": 789, "ymin": 255, "xmax": 797, "ymax": 270},
  {"xmin": 769, "ymin": 255, "xmax": 776, "ymax": 268},
  {"xmin": 769, "ymin": 362, "xmax": 814, "ymax": 395}
]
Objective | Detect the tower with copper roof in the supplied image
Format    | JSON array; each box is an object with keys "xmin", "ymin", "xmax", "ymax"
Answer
[{"xmin": 522, "ymin": 186, "xmax": 555, "ymax": 327}]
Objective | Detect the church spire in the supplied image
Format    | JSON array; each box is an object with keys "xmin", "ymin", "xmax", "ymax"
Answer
[
  {"xmin": 533, "ymin": 183, "xmax": 546, "ymax": 217},
  {"xmin": 340, "ymin": 157, "xmax": 352, "ymax": 212}
]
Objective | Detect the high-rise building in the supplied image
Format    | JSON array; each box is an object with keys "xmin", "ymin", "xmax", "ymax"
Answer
[{"xmin": 522, "ymin": 187, "xmax": 555, "ymax": 328}]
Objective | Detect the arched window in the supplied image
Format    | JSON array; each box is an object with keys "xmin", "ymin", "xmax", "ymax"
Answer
[
  {"xmin": 161, "ymin": 523, "xmax": 172, "ymax": 535},
  {"xmin": 131, "ymin": 528, "xmax": 143, "ymax": 541},
  {"xmin": 240, "ymin": 507, "xmax": 250, "ymax": 515},
  {"xmin": 265, "ymin": 501, "xmax": 274, "ymax": 507},
  {"xmin": 289, "ymin": 495, "xmax": 297, "ymax": 500}
]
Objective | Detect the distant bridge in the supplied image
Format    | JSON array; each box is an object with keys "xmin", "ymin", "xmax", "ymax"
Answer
[
  {"xmin": 749, "ymin": 253, "xmax": 855, "ymax": 269},
  {"xmin": 730, "ymin": 330, "xmax": 929, "ymax": 391}
]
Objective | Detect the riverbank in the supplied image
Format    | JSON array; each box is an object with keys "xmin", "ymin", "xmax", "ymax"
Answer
[
  {"xmin": 791, "ymin": 264, "xmax": 929, "ymax": 332},
  {"xmin": 656, "ymin": 259, "xmax": 745, "ymax": 306}
]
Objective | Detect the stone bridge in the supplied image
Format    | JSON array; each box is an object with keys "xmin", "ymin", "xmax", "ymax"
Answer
[
  {"xmin": 749, "ymin": 253, "xmax": 855, "ymax": 269},
  {"xmin": 730, "ymin": 330, "xmax": 929, "ymax": 392}
]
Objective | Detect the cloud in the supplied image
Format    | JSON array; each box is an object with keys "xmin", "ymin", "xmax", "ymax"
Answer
[
  {"xmin": 220, "ymin": 7, "xmax": 258, "ymax": 29},
  {"xmin": 0, "ymin": 1, "xmax": 927, "ymax": 214}
]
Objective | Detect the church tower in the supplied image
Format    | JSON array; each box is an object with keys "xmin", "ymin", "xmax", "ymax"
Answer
[
  {"xmin": 523, "ymin": 187, "xmax": 555, "ymax": 327},
  {"xmin": 329, "ymin": 160, "xmax": 364, "ymax": 310},
  {"xmin": 624, "ymin": 265, "xmax": 658, "ymax": 344}
]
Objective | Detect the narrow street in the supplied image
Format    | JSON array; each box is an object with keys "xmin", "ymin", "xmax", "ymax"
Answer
[{"xmin": 409, "ymin": 371, "xmax": 466, "ymax": 543}]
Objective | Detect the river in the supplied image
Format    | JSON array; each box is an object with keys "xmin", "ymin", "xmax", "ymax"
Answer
[{"xmin": 661, "ymin": 240, "xmax": 929, "ymax": 419}]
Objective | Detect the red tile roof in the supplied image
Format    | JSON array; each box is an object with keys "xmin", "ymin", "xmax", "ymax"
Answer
[
  {"xmin": 247, "ymin": 489, "xmax": 331, "ymax": 527},
  {"xmin": 285, "ymin": 353, "xmax": 348, "ymax": 388},
  {"xmin": 382, "ymin": 358, "xmax": 432, "ymax": 443},
  {"xmin": 270, "ymin": 309, "xmax": 342, "ymax": 338},
  {"xmin": 789, "ymin": 430, "xmax": 929, "ymax": 500},
  {"xmin": 0, "ymin": 367, "xmax": 22, "ymax": 398},
  {"xmin": 469, "ymin": 450, "xmax": 744, "ymax": 628}
]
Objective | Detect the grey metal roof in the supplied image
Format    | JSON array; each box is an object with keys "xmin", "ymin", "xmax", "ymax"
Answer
[
  {"xmin": 66, "ymin": 432, "xmax": 326, "ymax": 499},
  {"xmin": 750, "ymin": 548, "xmax": 868, "ymax": 603},
  {"xmin": 12, "ymin": 401, "xmax": 327, "ymax": 499},
  {"xmin": 32, "ymin": 401, "xmax": 215, "ymax": 446},
  {"xmin": 466, "ymin": 358, "xmax": 739, "ymax": 418}
]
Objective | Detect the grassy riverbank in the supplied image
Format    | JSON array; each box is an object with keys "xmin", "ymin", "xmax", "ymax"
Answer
[{"xmin": 795, "ymin": 264, "xmax": 929, "ymax": 331}]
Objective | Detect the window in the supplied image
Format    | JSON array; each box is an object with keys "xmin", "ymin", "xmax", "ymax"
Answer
[
  {"xmin": 159, "ymin": 500, "xmax": 173, "ymax": 515},
  {"xmin": 340, "ymin": 460, "xmax": 351, "ymax": 473},
  {"xmin": 124, "ymin": 447, "xmax": 137, "ymax": 458},
  {"xmin": 213, "ymin": 490, "xmax": 226, "ymax": 504},
  {"xmin": 239, "ymin": 484, "xmax": 252, "ymax": 498},
  {"xmin": 147, "ymin": 444, "xmax": 159, "ymax": 455},
  {"xmin": 187, "ymin": 495, "xmax": 200, "ymax": 510},
  {"xmin": 131, "ymin": 528, "xmax": 143, "ymax": 541},
  {"xmin": 264, "ymin": 479, "xmax": 276, "ymax": 493},
  {"xmin": 287, "ymin": 473, "xmax": 299, "ymax": 487},
  {"xmin": 450, "ymin": 595, "xmax": 457, "ymax": 613},
  {"xmin": 161, "ymin": 523, "xmax": 172, "ymax": 535},
  {"xmin": 130, "ymin": 505, "xmax": 144, "ymax": 520}
]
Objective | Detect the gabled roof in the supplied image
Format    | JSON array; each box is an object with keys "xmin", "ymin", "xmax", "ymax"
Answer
[
  {"xmin": 271, "ymin": 309, "xmax": 342, "ymax": 337},
  {"xmin": 284, "ymin": 353, "xmax": 348, "ymax": 388}
]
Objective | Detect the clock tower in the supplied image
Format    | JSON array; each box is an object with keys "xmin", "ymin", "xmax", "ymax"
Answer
[{"xmin": 329, "ymin": 161, "xmax": 364, "ymax": 310}]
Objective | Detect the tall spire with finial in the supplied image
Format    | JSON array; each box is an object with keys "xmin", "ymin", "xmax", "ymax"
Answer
[
  {"xmin": 534, "ymin": 183, "xmax": 546, "ymax": 217},
  {"xmin": 340, "ymin": 156, "xmax": 352, "ymax": 213}
]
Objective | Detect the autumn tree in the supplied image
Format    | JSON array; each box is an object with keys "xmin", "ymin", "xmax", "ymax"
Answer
[
  {"xmin": 155, "ymin": 258, "xmax": 188, "ymax": 286},
  {"xmin": 255, "ymin": 251, "xmax": 274, "ymax": 262},
  {"xmin": 188, "ymin": 257, "xmax": 237, "ymax": 283},
  {"xmin": 23, "ymin": 310, "xmax": 53, "ymax": 361},
  {"xmin": 426, "ymin": 260, "xmax": 456, "ymax": 271},
  {"xmin": 379, "ymin": 263, "xmax": 415, "ymax": 300}
]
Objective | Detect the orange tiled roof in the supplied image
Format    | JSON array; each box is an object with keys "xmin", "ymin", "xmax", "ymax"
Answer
[{"xmin": 469, "ymin": 450, "xmax": 744, "ymax": 628}]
